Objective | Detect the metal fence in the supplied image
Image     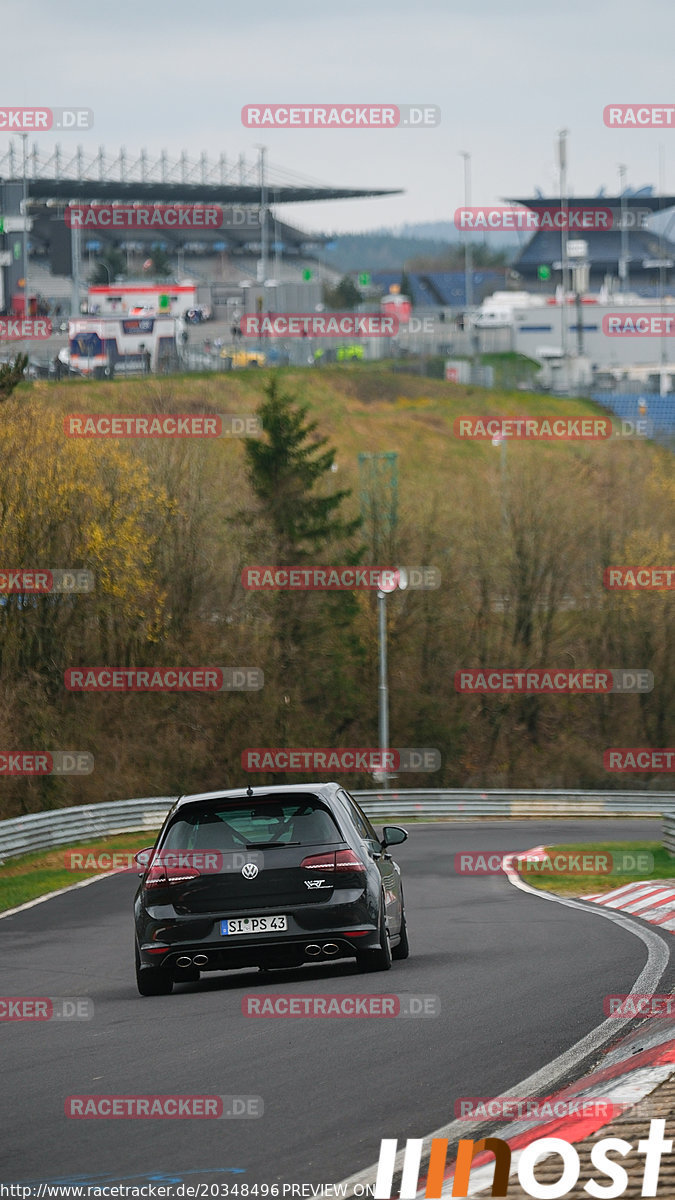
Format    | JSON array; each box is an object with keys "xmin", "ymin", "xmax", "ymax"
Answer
[{"xmin": 1, "ymin": 790, "xmax": 674, "ymax": 863}]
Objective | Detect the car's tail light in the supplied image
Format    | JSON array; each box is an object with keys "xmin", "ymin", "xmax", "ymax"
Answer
[
  {"xmin": 301, "ymin": 849, "xmax": 365, "ymax": 872},
  {"xmin": 335, "ymin": 849, "xmax": 366, "ymax": 872},
  {"xmin": 301, "ymin": 852, "xmax": 336, "ymax": 871},
  {"xmin": 144, "ymin": 862, "xmax": 201, "ymax": 889}
]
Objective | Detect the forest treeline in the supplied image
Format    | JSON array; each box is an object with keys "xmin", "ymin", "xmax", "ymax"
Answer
[{"xmin": 0, "ymin": 367, "xmax": 672, "ymax": 817}]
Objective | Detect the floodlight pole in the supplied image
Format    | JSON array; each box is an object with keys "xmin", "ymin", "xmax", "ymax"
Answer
[
  {"xmin": 377, "ymin": 589, "xmax": 389, "ymax": 772},
  {"xmin": 460, "ymin": 152, "xmax": 478, "ymax": 379},
  {"xmin": 558, "ymin": 130, "xmax": 569, "ymax": 388},
  {"xmin": 618, "ymin": 164, "xmax": 629, "ymax": 292},
  {"xmin": 21, "ymin": 135, "xmax": 29, "ymax": 322}
]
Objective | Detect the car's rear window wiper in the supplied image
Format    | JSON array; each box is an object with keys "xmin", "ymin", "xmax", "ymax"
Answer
[{"xmin": 244, "ymin": 840, "xmax": 301, "ymax": 848}]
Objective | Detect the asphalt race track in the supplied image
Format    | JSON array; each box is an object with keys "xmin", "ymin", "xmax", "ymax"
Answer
[{"xmin": 2, "ymin": 819, "xmax": 669, "ymax": 1188}]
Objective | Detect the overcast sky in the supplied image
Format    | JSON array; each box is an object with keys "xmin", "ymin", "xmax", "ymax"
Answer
[{"xmin": 4, "ymin": 0, "xmax": 675, "ymax": 236}]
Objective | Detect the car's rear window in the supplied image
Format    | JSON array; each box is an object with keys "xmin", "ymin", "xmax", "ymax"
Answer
[{"xmin": 162, "ymin": 795, "xmax": 343, "ymax": 850}]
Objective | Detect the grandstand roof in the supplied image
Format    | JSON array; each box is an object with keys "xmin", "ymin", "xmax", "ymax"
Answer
[
  {"xmin": 512, "ymin": 228, "xmax": 675, "ymax": 269},
  {"xmin": 507, "ymin": 195, "xmax": 675, "ymax": 212},
  {"xmin": 0, "ymin": 145, "xmax": 402, "ymax": 205}
]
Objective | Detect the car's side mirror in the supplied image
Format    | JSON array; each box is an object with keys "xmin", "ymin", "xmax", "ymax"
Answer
[
  {"xmin": 134, "ymin": 847, "xmax": 155, "ymax": 876},
  {"xmin": 381, "ymin": 826, "xmax": 408, "ymax": 849}
]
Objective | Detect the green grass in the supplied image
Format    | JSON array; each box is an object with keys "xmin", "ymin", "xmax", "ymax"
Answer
[
  {"xmin": 518, "ymin": 841, "xmax": 675, "ymax": 897},
  {"xmin": 0, "ymin": 831, "xmax": 160, "ymax": 912}
]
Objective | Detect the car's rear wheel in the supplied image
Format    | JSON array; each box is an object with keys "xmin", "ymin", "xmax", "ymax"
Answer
[
  {"xmin": 135, "ymin": 944, "xmax": 173, "ymax": 996},
  {"xmin": 391, "ymin": 907, "xmax": 410, "ymax": 960},
  {"xmin": 356, "ymin": 900, "xmax": 392, "ymax": 973}
]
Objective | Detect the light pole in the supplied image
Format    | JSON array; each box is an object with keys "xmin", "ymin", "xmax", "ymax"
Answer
[
  {"xmin": 618, "ymin": 164, "xmax": 629, "ymax": 293},
  {"xmin": 558, "ymin": 130, "xmax": 569, "ymax": 387},
  {"xmin": 459, "ymin": 152, "xmax": 477, "ymax": 376},
  {"xmin": 492, "ymin": 433, "xmax": 507, "ymax": 528},
  {"xmin": 656, "ymin": 206, "xmax": 675, "ymax": 391},
  {"xmin": 375, "ymin": 569, "xmax": 408, "ymax": 786},
  {"xmin": 20, "ymin": 134, "xmax": 29, "ymax": 321},
  {"xmin": 255, "ymin": 144, "xmax": 268, "ymax": 285}
]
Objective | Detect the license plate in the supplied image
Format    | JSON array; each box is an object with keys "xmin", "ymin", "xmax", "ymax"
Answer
[{"xmin": 221, "ymin": 915, "xmax": 288, "ymax": 935}]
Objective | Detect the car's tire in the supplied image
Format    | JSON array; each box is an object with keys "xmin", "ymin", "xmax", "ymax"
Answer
[
  {"xmin": 135, "ymin": 944, "xmax": 173, "ymax": 996},
  {"xmin": 356, "ymin": 900, "xmax": 393, "ymax": 973},
  {"xmin": 391, "ymin": 907, "xmax": 410, "ymax": 960}
]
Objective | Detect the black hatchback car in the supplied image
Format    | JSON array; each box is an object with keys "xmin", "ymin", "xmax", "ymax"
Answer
[{"xmin": 133, "ymin": 783, "xmax": 409, "ymax": 995}]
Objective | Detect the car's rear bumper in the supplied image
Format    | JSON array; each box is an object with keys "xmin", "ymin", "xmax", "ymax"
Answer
[
  {"xmin": 139, "ymin": 930, "xmax": 379, "ymax": 973},
  {"xmin": 135, "ymin": 892, "xmax": 380, "ymax": 971}
]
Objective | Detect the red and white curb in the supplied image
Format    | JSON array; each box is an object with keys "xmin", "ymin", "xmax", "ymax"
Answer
[
  {"xmin": 416, "ymin": 1031, "xmax": 675, "ymax": 1196},
  {"xmin": 336, "ymin": 845, "xmax": 675, "ymax": 1198},
  {"xmin": 582, "ymin": 880, "xmax": 675, "ymax": 932}
]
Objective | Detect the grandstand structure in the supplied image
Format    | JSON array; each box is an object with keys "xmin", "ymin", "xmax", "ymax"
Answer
[
  {"xmin": 0, "ymin": 144, "xmax": 402, "ymax": 312},
  {"xmin": 370, "ymin": 269, "xmax": 506, "ymax": 309},
  {"xmin": 508, "ymin": 189, "xmax": 675, "ymax": 293}
]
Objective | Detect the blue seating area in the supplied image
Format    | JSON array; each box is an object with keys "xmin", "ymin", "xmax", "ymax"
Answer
[
  {"xmin": 370, "ymin": 270, "xmax": 504, "ymax": 308},
  {"xmin": 590, "ymin": 393, "xmax": 675, "ymax": 439}
]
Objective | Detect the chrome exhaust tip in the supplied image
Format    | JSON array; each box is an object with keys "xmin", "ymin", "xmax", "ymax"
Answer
[
  {"xmin": 175, "ymin": 956, "xmax": 193, "ymax": 968},
  {"xmin": 305, "ymin": 944, "xmax": 321, "ymax": 956},
  {"xmin": 192, "ymin": 954, "xmax": 208, "ymax": 967},
  {"xmin": 322, "ymin": 943, "xmax": 339, "ymax": 955}
]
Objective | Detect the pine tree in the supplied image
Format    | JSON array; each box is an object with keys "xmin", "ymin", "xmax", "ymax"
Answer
[
  {"xmin": 243, "ymin": 376, "xmax": 361, "ymax": 563},
  {"xmin": 241, "ymin": 377, "xmax": 366, "ymax": 760}
]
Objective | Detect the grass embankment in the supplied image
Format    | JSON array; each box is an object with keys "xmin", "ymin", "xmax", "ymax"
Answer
[
  {"xmin": 518, "ymin": 842, "xmax": 675, "ymax": 897},
  {"xmin": 0, "ymin": 831, "xmax": 160, "ymax": 912}
]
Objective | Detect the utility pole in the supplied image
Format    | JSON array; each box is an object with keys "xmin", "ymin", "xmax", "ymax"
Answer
[
  {"xmin": 21, "ymin": 134, "xmax": 29, "ymax": 321},
  {"xmin": 358, "ymin": 452, "xmax": 400, "ymax": 787},
  {"xmin": 558, "ymin": 130, "xmax": 569, "ymax": 389},
  {"xmin": 459, "ymin": 152, "xmax": 479, "ymax": 380},
  {"xmin": 257, "ymin": 145, "xmax": 268, "ymax": 284},
  {"xmin": 618, "ymin": 163, "xmax": 629, "ymax": 292}
]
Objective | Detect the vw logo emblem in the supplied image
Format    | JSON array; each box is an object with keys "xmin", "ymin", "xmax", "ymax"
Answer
[{"xmin": 242, "ymin": 863, "xmax": 259, "ymax": 879}]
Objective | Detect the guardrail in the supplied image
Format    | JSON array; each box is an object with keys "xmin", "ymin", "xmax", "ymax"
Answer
[
  {"xmin": 1, "ymin": 789, "xmax": 674, "ymax": 863},
  {"xmin": 662, "ymin": 813, "xmax": 675, "ymax": 858}
]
